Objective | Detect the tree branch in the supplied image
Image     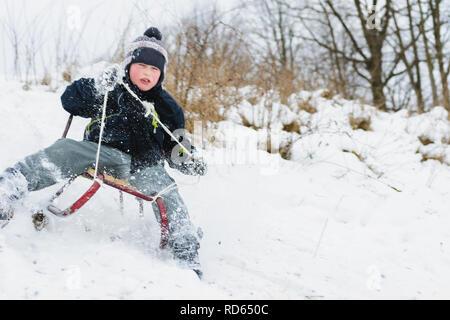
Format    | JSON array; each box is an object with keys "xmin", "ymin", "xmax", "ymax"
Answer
[{"xmin": 324, "ymin": 0, "xmax": 368, "ymax": 61}]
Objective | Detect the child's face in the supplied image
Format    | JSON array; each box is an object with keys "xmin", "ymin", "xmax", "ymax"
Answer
[{"xmin": 129, "ymin": 63, "xmax": 161, "ymax": 91}]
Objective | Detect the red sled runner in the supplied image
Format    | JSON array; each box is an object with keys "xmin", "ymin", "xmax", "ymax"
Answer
[{"xmin": 36, "ymin": 115, "xmax": 169, "ymax": 249}]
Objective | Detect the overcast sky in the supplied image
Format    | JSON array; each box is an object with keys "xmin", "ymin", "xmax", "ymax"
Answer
[{"xmin": 0, "ymin": 0, "xmax": 239, "ymax": 78}]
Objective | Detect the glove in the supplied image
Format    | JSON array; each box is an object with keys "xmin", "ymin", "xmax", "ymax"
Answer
[
  {"xmin": 178, "ymin": 156, "xmax": 208, "ymax": 176},
  {"xmin": 96, "ymin": 64, "xmax": 120, "ymax": 93},
  {"xmin": 166, "ymin": 143, "xmax": 207, "ymax": 176}
]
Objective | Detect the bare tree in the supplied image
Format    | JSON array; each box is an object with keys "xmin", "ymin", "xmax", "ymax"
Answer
[
  {"xmin": 391, "ymin": 0, "xmax": 425, "ymax": 112},
  {"xmin": 111, "ymin": 18, "xmax": 133, "ymax": 63},
  {"xmin": 418, "ymin": 0, "xmax": 439, "ymax": 107},
  {"xmin": 165, "ymin": 5, "xmax": 254, "ymax": 129},
  {"xmin": 429, "ymin": 0, "xmax": 450, "ymax": 111},
  {"xmin": 319, "ymin": 1, "xmax": 350, "ymax": 98},
  {"xmin": 1, "ymin": 0, "xmax": 26, "ymax": 79},
  {"xmin": 248, "ymin": 0, "xmax": 302, "ymax": 101},
  {"xmin": 292, "ymin": 0, "xmax": 420, "ymax": 110}
]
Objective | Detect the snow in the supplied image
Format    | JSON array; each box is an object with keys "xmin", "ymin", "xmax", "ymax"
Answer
[{"xmin": 1, "ymin": 77, "xmax": 450, "ymax": 299}]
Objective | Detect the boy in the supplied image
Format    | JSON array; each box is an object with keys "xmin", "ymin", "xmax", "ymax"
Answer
[{"xmin": 0, "ymin": 27, "xmax": 207, "ymax": 274}]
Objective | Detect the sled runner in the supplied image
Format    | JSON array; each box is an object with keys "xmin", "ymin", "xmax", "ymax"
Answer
[{"xmin": 36, "ymin": 115, "xmax": 169, "ymax": 249}]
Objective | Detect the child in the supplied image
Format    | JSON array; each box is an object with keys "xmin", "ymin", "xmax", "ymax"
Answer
[{"xmin": 0, "ymin": 27, "xmax": 207, "ymax": 274}]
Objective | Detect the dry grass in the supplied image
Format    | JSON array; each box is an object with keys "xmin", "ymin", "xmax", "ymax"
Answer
[
  {"xmin": 349, "ymin": 114, "xmax": 372, "ymax": 131},
  {"xmin": 279, "ymin": 139, "xmax": 294, "ymax": 160},
  {"xmin": 283, "ymin": 120, "xmax": 301, "ymax": 134},
  {"xmin": 40, "ymin": 73, "xmax": 52, "ymax": 86},
  {"xmin": 342, "ymin": 148, "xmax": 383, "ymax": 177},
  {"xmin": 418, "ymin": 135, "xmax": 434, "ymax": 146},
  {"xmin": 416, "ymin": 136, "xmax": 449, "ymax": 165},
  {"xmin": 62, "ymin": 62, "xmax": 78, "ymax": 83},
  {"xmin": 240, "ymin": 115, "xmax": 262, "ymax": 131},
  {"xmin": 298, "ymin": 98, "xmax": 318, "ymax": 114},
  {"xmin": 164, "ymin": 20, "xmax": 253, "ymax": 132},
  {"xmin": 320, "ymin": 90, "xmax": 334, "ymax": 99},
  {"xmin": 247, "ymin": 95, "xmax": 263, "ymax": 106},
  {"xmin": 278, "ymin": 70, "xmax": 303, "ymax": 106},
  {"xmin": 22, "ymin": 82, "xmax": 31, "ymax": 91},
  {"xmin": 418, "ymin": 151, "xmax": 447, "ymax": 165}
]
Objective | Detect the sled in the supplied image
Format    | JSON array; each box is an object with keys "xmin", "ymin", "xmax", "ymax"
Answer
[{"xmin": 37, "ymin": 115, "xmax": 169, "ymax": 248}]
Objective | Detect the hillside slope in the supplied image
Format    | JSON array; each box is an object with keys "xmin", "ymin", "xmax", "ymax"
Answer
[{"xmin": 0, "ymin": 79, "xmax": 449, "ymax": 299}]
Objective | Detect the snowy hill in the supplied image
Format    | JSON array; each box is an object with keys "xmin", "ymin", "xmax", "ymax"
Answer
[{"xmin": 1, "ymin": 77, "xmax": 449, "ymax": 299}]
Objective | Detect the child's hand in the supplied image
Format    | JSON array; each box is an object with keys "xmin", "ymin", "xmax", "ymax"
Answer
[
  {"xmin": 180, "ymin": 157, "xmax": 208, "ymax": 176},
  {"xmin": 192, "ymin": 157, "xmax": 208, "ymax": 176},
  {"xmin": 96, "ymin": 64, "xmax": 120, "ymax": 92}
]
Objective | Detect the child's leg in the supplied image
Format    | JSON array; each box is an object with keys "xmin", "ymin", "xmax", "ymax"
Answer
[
  {"xmin": 1, "ymin": 138, "xmax": 129, "ymax": 223},
  {"xmin": 131, "ymin": 164, "xmax": 201, "ymax": 266},
  {"xmin": 11, "ymin": 138, "xmax": 131, "ymax": 192}
]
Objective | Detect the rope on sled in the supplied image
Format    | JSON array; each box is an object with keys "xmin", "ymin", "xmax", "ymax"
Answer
[
  {"xmin": 93, "ymin": 86, "xmax": 179, "ymax": 198},
  {"xmin": 121, "ymin": 81, "xmax": 194, "ymax": 159},
  {"xmin": 93, "ymin": 90, "xmax": 109, "ymax": 183}
]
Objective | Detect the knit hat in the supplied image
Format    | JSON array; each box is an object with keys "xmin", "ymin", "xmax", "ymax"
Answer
[{"xmin": 122, "ymin": 27, "xmax": 168, "ymax": 86}]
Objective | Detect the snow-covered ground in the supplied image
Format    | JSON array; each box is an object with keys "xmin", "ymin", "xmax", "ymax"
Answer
[{"xmin": 0, "ymin": 77, "xmax": 449, "ymax": 299}]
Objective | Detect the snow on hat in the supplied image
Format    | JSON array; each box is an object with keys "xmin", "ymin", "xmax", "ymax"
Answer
[{"xmin": 122, "ymin": 27, "xmax": 168, "ymax": 84}]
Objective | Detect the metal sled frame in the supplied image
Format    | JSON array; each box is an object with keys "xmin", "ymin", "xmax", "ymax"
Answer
[{"xmin": 46, "ymin": 115, "xmax": 169, "ymax": 248}]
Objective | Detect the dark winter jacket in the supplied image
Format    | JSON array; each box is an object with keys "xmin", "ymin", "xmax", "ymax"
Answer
[{"xmin": 61, "ymin": 76, "xmax": 193, "ymax": 173}]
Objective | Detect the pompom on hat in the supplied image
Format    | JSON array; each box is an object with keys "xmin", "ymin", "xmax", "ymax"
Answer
[{"xmin": 122, "ymin": 27, "xmax": 168, "ymax": 86}]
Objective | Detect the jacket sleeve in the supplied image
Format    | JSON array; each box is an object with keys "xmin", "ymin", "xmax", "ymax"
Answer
[
  {"xmin": 159, "ymin": 90, "xmax": 186, "ymax": 159},
  {"xmin": 159, "ymin": 90, "xmax": 207, "ymax": 175},
  {"xmin": 61, "ymin": 78, "xmax": 102, "ymax": 118}
]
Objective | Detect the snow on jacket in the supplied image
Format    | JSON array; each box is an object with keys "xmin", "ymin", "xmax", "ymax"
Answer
[{"xmin": 61, "ymin": 76, "xmax": 191, "ymax": 172}]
